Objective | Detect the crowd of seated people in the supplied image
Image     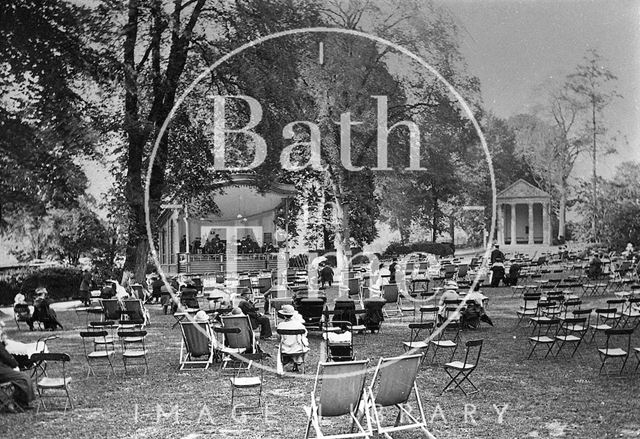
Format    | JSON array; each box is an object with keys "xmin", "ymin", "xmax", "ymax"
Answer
[{"xmin": 184, "ymin": 234, "xmax": 277, "ymax": 255}]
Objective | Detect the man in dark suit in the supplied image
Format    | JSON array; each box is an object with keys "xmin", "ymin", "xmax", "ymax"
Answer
[{"xmin": 490, "ymin": 245, "xmax": 505, "ymax": 264}]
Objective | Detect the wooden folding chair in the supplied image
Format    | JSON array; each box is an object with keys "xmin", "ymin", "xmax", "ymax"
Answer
[
  {"xmin": 442, "ymin": 339, "xmax": 483, "ymax": 395},
  {"xmin": 366, "ymin": 354, "xmax": 436, "ymax": 439},
  {"xmin": 598, "ymin": 328, "xmax": 633, "ymax": 376},
  {"xmin": 527, "ymin": 318, "xmax": 559, "ymax": 359},
  {"xmin": 79, "ymin": 330, "xmax": 115, "ymax": 377},
  {"xmin": 304, "ymin": 360, "xmax": 371, "ymax": 439},
  {"xmin": 31, "ymin": 352, "xmax": 73, "ymax": 413}
]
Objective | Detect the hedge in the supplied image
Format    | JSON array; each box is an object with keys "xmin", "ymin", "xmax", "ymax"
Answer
[
  {"xmin": 383, "ymin": 241, "xmax": 455, "ymax": 257},
  {"xmin": 0, "ymin": 267, "xmax": 83, "ymax": 306}
]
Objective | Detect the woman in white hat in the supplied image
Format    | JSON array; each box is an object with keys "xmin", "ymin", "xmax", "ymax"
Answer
[
  {"xmin": 276, "ymin": 305, "xmax": 309, "ymax": 372},
  {"xmin": 438, "ymin": 282, "xmax": 461, "ymax": 323}
]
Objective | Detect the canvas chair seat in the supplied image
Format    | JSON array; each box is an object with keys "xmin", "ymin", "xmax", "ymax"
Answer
[
  {"xmin": 123, "ymin": 349, "xmax": 147, "ymax": 358},
  {"xmin": 444, "ymin": 360, "xmax": 474, "ymax": 370},
  {"xmin": 592, "ymin": 323, "xmax": 612, "ymax": 330},
  {"xmin": 231, "ymin": 376, "xmax": 262, "ymax": 388},
  {"xmin": 88, "ymin": 350, "xmax": 114, "ymax": 358},
  {"xmin": 555, "ymin": 335, "xmax": 580, "ymax": 342},
  {"xmin": 38, "ymin": 376, "xmax": 72, "ymax": 389},
  {"xmin": 402, "ymin": 340, "xmax": 429, "ymax": 350},
  {"xmin": 432, "ymin": 339, "xmax": 456, "ymax": 348},
  {"xmin": 598, "ymin": 347, "xmax": 627, "ymax": 357},
  {"xmin": 529, "ymin": 336, "xmax": 554, "ymax": 344}
]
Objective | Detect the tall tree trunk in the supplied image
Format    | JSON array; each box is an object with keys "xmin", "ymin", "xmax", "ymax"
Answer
[
  {"xmin": 591, "ymin": 96, "xmax": 598, "ymax": 242},
  {"xmin": 431, "ymin": 198, "xmax": 438, "ymax": 242},
  {"xmin": 449, "ymin": 215, "xmax": 455, "ymax": 246}
]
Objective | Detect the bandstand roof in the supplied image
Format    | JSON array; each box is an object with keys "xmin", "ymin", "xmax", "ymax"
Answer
[{"xmin": 497, "ymin": 179, "xmax": 550, "ymax": 203}]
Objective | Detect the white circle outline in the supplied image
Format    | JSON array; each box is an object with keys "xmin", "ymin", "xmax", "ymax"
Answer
[{"xmin": 144, "ymin": 26, "xmax": 497, "ymax": 379}]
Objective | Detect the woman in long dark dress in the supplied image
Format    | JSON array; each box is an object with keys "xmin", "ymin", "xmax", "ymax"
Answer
[
  {"xmin": 0, "ymin": 323, "xmax": 35, "ymax": 411},
  {"xmin": 27, "ymin": 288, "xmax": 63, "ymax": 331}
]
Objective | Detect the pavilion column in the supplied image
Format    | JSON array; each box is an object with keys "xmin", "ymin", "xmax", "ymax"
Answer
[
  {"xmin": 528, "ymin": 202, "xmax": 534, "ymax": 245},
  {"xmin": 183, "ymin": 216, "xmax": 190, "ymax": 254},
  {"xmin": 497, "ymin": 203, "xmax": 505, "ymax": 246},
  {"xmin": 172, "ymin": 211, "xmax": 180, "ymax": 264},
  {"xmin": 510, "ymin": 203, "xmax": 517, "ymax": 245},
  {"xmin": 544, "ymin": 202, "xmax": 551, "ymax": 245}
]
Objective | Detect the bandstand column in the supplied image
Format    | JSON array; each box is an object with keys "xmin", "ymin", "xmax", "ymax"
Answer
[
  {"xmin": 528, "ymin": 202, "xmax": 534, "ymax": 245},
  {"xmin": 497, "ymin": 203, "xmax": 505, "ymax": 246},
  {"xmin": 510, "ymin": 203, "xmax": 517, "ymax": 245},
  {"xmin": 544, "ymin": 202, "xmax": 551, "ymax": 245}
]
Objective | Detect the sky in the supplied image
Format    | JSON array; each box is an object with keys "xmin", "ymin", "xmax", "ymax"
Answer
[{"xmin": 434, "ymin": 0, "xmax": 640, "ymax": 180}]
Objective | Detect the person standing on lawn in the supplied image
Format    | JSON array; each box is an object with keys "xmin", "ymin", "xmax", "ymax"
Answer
[{"xmin": 79, "ymin": 269, "xmax": 93, "ymax": 306}]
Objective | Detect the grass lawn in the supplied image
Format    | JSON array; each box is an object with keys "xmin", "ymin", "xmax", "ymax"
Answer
[{"xmin": 1, "ymin": 286, "xmax": 639, "ymax": 438}]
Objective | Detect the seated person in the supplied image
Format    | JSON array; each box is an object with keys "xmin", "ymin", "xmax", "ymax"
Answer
[
  {"xmin": 150, "ymin": 276, "xmax": 164, "ymax": 304},
  {"xmin": 587, "ymin": 254, "xmax": 603, "ymax": 279},
  {"xmin": 0, "ymin": 323, "xmax": 35, "ymax": 411},
  {"xmin": 27, "ymin": 288, "xmax": 63, "ymax": 331},
  {"xmin": 238, "ymin": 299, "xmax": 272, "ymax": 339},
  {"xmin": 438, "ymin": 283, "xmax": 461, "ymax": 324},
  {"xmin": 319, "ymin": 264, "xmax": 334, "ymax": 288},
  {"xmin": 359, "ymin": 296, "xmax": 385, "ymax": 333},
  {"xmin": 462, "ymin": 285, "xmax": 494, "ymax": 328},
  {"xmin": 503, "ymin": 264, "xmax": 521, "ymax": 286},
  {"xmin": 277, "ymin": 305, "xmax": 309, "ymax": 372}
]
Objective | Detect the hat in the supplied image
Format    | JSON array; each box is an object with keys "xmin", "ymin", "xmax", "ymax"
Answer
[
  {"xmin": 194, "ymin": 310, "xmax": 209, "ymax": 323},
  {"xmin": 231, "ymin": 307, "xmax": 244, "ymax": 315},
  {"xmin": 35, "ymin": 287, "xmax": 47, "ymax": 296},
  {"xmin": 444, "ymin": 281, "xmax": 458, "ymax": 290},
  {"xmin": 279, "ymin": 304, "xmax": 295, "ymax": 317}
]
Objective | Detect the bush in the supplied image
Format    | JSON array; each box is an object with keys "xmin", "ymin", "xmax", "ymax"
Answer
[
  {"xmin": 383, "ymin": 241, "xmax": 455, "ymax": 257},
  {"xmin": 0, "ymin": 266, "xmax": 83, "ymax": 306}
]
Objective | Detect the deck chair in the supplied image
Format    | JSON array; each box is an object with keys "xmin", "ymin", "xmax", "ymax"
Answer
[
  {"xmin": 100, "ymin": 299, "xmax": 123, "ymax": 322},
  {"xmin": 179, "ymin": 288, "xmax": 200, "ymax": 311},
  {"xmin": 178, "ymin": 322, "xmax": 215, "ymax": 370},
  {"xmin": 381, "ymin": 284, "xmax": 402, "ymax": 318},
  {"xmin": 324, "ymin": 321, "xmax": 354, "ymax": 362},
  {"xmin": 361, "ymin": 298, "xmax": 386, "ymax": 333},
  {"xmin": 118, "ymin": 330, "xmax": 148, "ymax": 374},
  {"xmin": 366, "ymin": 354, "xmax": 435, "ymax": 439},
  {"xmin": 455, "ymin": 264, "xmax": 470, "ymax": 283},
  {"xmin": 304, "ymin": 360, "xmax": 371, "ymax": 439},
  {"xmin": 220, "ymin": 315, "xmax": 259, "ymax": 370},
  {"xmin": 442, "ymin": 264, "xmax": 457, "ymax": 280},
  {"xmin": 13, "ymin": 303, "xmax": 31, "ymax": 331},
  {"xmin": 598, "ymin": 328, "xmax": 633, "ymax": 375},
  {"xmin": 79, "ymin": 331, "xmax": 116, "ymax": 377},
  {"xmin": 120, "ymin": 299, "xmax": 149, "ymax": 328},
  {"xmin": 442, "ymin": 339, "xmax": 483, "ymax": 395},
  {"xmin": 31, "ymin": 352, "xmax": 73, "ymax": 413},
  {"xmin": 346, "ymin": 278, "xmax": 362, "ymax": 304},
  {"xmin": 298, "ymin": 298, "xmax": 327, "ymax": 332}
]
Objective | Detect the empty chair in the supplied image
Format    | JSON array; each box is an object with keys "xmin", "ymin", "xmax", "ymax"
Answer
[
  {"xmin": 419, "ymin": 306, "xmax": 439, "ymax": 325},
  {"xmin": 402, "ymin": 322, "xmax": 433, "ymax": 358},
  {"xmin": 120, "ymin": 299, "xmax": 149, "ymax": 328},
  {"xmin": 598, "ymin": 328, "xmax": 633, "ymax": 375},
  {"xmin": 118, "ymin": 330, "xmax": 148, "ymax": 375},
  {"xmin": 527, "ymin": 318, "xmax": 559, "ymax": 359},
  {"xmin": 382, "ymin": 284, "xmax": 402, "ymax": 318},
  {"xmin": 304, "ymin": 360, "xmax": 371, "ymax": 439},
  {"xmin": 620, "ymin": 297, "xmax": 640, "ymax": 328},
  {"xmin": 588, "ymin": 308, "xmax": 618, "ymax": 343},
  {"xmin": 442, "ymin": 339, "xmax": 484, "ymax": 395},
  {"xmin": 553, "ymin": 317, "xmax": 587, "ymax": 358},
  {"xmin": 366, "ymin": 354, "xmax": 436, "ymax": 439},
  {"xmin": 429, "ymin": 320, "xmax": 460, "ymax": 364},
  {"xmin": 30, "ymin": 352, "xmax": 73, "ymax": 413},
  {"xmin": 228, "ymin": 346, "xmax": 263, "ymax": 410},
  {"xmin": 516, "ymin": 294, "xmax": 541, "ymax": 326},
  {"xmin": 79, "ymin": 331, "xmax": 115, "ymax": 377}
]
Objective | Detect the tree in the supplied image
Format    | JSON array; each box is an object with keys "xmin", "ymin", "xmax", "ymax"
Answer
[
  {"xmin": 572, "ymin": 161, "xmax": 640, "ymax": 248},
  {"xmin": 0, "ymin": 0, "xmax": 100, "ymax": 229},
  {"xmin": 49, "ymin": 204, "xmax": 109, "ymax": 265},
  {"xmin": 565, "ymin": 49, "xmax": 620, "ymax": 242}
]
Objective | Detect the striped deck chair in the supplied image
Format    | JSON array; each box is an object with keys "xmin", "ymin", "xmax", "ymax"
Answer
[{"xmin": 179, "ymin": 322, "xmax": 215, "ymax": 370}]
